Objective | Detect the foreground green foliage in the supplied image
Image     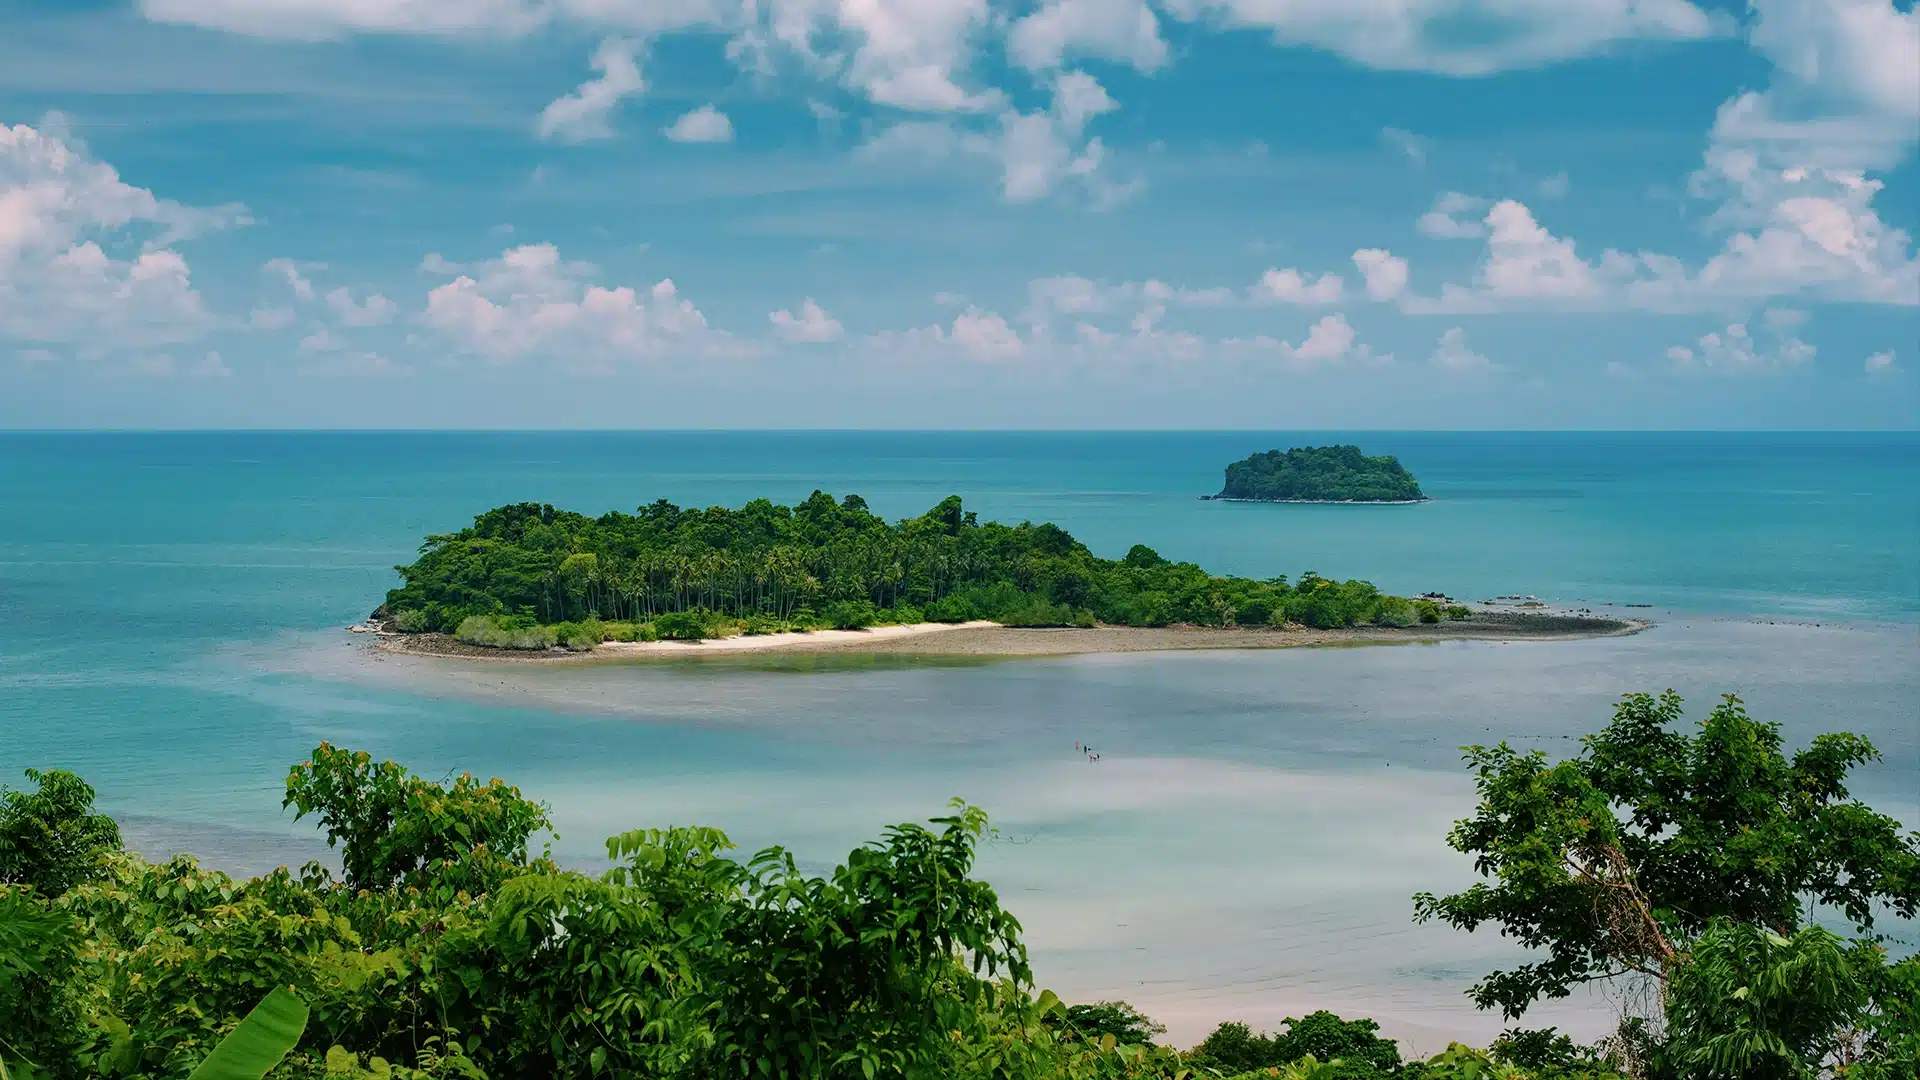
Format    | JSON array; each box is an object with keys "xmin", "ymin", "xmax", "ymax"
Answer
[
  {"xmin": 2, "ymin": 691, "xmax": 1913, "ymax": 1080},
  {"xmin": 1213, "ymin": 447, "xmax": 1426, "ymax": 503},
  {"xmin": 378, "ymin": 492, "xmax": 1418, "ymax": 640}
]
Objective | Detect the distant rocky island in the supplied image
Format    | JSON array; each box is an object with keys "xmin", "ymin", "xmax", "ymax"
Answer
[{"xmin": 1205, "ymin": 445, "xmax": 1428, "ymax": 503}]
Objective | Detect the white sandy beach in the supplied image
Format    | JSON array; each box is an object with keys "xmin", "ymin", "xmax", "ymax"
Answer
[{"xmin": 589, "ymin": 619, "xmax": 1001, "ymax": 655}]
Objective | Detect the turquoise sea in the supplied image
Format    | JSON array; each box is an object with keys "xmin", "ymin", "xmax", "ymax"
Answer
[{"xmin": 2, "ymin": 431, "xmax": 1916, "ymax": 1049}]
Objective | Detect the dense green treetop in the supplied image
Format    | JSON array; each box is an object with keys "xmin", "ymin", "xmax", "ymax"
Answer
[
  {"xmin": 379, "ymin": 491, "xmax": 1426, "ymax": 639},
  {"xmin": 1213, "ymin": 446, "xmax": 1426, "ymax": 503},
  {"xmin": 2, "ymin": 690, "xmax": 1917, "ymax": 1079}
]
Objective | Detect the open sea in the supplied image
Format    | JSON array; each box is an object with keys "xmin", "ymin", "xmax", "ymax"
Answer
[{"xmin": 1, "ymin": 431, "xmax": 1915, "ymax": 1049}]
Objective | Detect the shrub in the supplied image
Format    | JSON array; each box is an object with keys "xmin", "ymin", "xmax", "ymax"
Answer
[
  {"xmin": 455, "ymin": 615, "xmax": 557, "ymax": 650},
  {"xmin": 998, "ymin": 596, "xmax": 1088, "ymax": 628},
  {"xmin": 0, "ymin": 768, "xmax": 122, "ymax": 896},
  {"xmin": 925, "ymin": 596, "xmax": 974, "ymax": 623},
  {"xmin": 600, "ymin": 621, "xmax": 644, "ymax": 643},
  {"xmin": 1414, "ymin": 600, "xmax": 1441, "ymax": 624},
  {"xmin": 1124, "ymin": 592, "xmax": 1174, "ymax": 627},
  {"xmin": 652, "ymin": 609, "xmax": 718, "ymax": 641},
  {"xmin": 1445, "ymin": 604, "xmax": 1471, "ymax": 620},
  {"xmin": 1371, "ymin": 597, "xmax": 1418, "ymax": 627},
  {"xmin": 559, "ymin": 619, "xmax": 605, "ymax": 651},
  {"xmin": 392, "ymin": 609, "xmax": 432, "ymax": 633},
  {"xmin": 822, "ymin": 599, "xmax": 879, "ymax": 630}
]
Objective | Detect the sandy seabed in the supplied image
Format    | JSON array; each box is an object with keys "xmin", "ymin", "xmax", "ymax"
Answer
[{"xmin": 373, "ymin": 612, "xmax": 1647, "ymax": 663}]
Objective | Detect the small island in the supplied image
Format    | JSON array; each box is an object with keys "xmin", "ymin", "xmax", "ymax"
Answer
[
  {"xmin": 362, "ymin": 492, "xmax": 1513, "ymax": 654},
  {"xmin": 1205, "ymin": 445, "xmax": 1427, "ymax": 503}
]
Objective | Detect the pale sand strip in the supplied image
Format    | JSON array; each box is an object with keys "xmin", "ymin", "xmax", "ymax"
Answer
[
  {"xmin": 593, "ymin": 619, "xmax": 999, "ymax": 655},
  {"xmin": 374, "ymin": 614, "xmax": 1646, "ymax": 663}
]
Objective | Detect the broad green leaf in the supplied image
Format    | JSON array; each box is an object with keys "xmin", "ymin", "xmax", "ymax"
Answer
[{"xmin": 187, "ymin": 986, "xmax": 309, "ymax": 1080}]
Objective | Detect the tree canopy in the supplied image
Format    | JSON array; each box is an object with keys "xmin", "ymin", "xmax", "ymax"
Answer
[
  {"xmin": 1213, "ymin": 447, "xmax": 1426, "ymax": 503},
  {"xmin": 2, "ymin": 691, "xmax": 1914, "ymax": 1080},
  {"xmin": 379, "ymin": 492, "xmax": 1425, "ymax": 644}
]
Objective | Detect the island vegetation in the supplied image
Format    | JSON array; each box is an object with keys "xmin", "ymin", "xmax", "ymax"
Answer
[
  {"xmin": 376, "ymin": 493, "xmax": 1465, "ymax": 651},
  {"xmin": 1209, "ymin": 446, "xmax": 1426, "ymax": 504},
  {"xmin": 3, "ymin": 691, "xmax": 1914, "ymax": 1079}
]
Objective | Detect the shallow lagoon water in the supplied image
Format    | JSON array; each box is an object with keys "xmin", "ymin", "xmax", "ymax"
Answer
[{"xmin": 2, "ymin": 431, "xmax": 1916, "ymax": 1048}]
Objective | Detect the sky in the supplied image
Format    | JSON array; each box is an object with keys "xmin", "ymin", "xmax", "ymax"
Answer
[{"xmin": 1, "ymin": 0, "xmax": 1916, "ymax": 429}]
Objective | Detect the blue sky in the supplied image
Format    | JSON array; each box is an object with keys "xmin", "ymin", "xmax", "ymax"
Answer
[{"xmin": 1, "ymin": 0, "xmax": 1915, "ymax": 428}]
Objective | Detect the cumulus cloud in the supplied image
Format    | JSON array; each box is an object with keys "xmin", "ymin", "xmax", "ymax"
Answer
[
  {"xmin": 1429, "ymin": 326, "xmax": 1492, "ymax": 372},
  {"xmin": 326, "ymin": 286, "xmax": 397, "ymax": 326},
  {"xmin": 1637, "ymin": 160, "xmax": 1920, "ymax": 307},
  {"xmin": 1223, "ymin": 313, "xmax": 1385, "ymax": 368},
  {"xmin": 1351, "ymin": 249, "xmax": 1409, "ymax": 301},
  {"xmin": 420, "ymin": 242, "xmax": 727, "ymax": 366},
  {"xmin": 862, "ymin": 70, "xmax": 1130, "ymax": 205},
  {"xmin": 992, "ymin": 71, "xmax": 1122, "ymax": 203},
  {"xmin": 538, "ymin": 38, "xmax": 645, "ymax": 143},
  {"xmin": 664, "ymin": 105, "xmax": 735, "ymax": 143},
  {"xmin": 1156, "ymin": 0, "xmax": 1721, "ymax": 76},
  {"xmin": 1416, "ymin": 192, "xmax": 1489, "ymax": 239},
  {"xmin": 263, "ymin": 257, "xmax": 316, "ymax": 301},
  {"xmin": 1405, "ymin": 200, "xmax": 1641, "ymax": 313},
  {"xmin": 0, "ymin": 122, "xmax": 233, "ymax": 353},
  {"xmin": 769, "ymin": 298, "xmax": 844, "ymax": 342},
  {"xmin": 1252, "ymin": 268, "xmax": 1344, "ymax": 305},
  {"xmin": 1864, "ymin": 349, "xmax": 1896, "ymax": 372},
  {"xmin": 869, "ymin": 306, "xmax": 1026, "ymax": 360},
  {"xmin": 1665, "ymin": 320, "xmax": 1815, "ymax": 373},
  {"xmin": 1007, "ymin": 0, "xmax": 1168, "ymax": 72}
]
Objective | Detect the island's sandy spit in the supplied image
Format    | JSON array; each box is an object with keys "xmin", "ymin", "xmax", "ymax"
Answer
[{"xmin": 374, "ymin": 612, "xmax": 1647, "ymax": 663}]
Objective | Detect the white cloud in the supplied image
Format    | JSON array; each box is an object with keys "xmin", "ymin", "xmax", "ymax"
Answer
[
  {"xmin": 951, "ymin": 307, "xmax": 1024, "ymax": 358},
  {"xmin": 870, "ymin": 306, "xmax": 1026, "ymax": 360},
  {"xmin": 1351, "ymin": 249, "xmax": 1409, "ymax": 302},
  {"xmin": 1638, "ymin": 160, "xmax": 1920, "ymax": 307},
  {"xmin": 1157, "ymin": 0, "xmax": 1721, "ymax": 76},
  {"xmin": 990, "ymin": 71, "xmax": 1123, "ymax": 203},
  {"xmin": 326, "ymin": 286, "xmax": 397, "ymax": 326},
  {"xmin": 264, "ymin": 257, "xmax": 315, "ymax": 301},
  {"xmin": 1252, "ymin": 268, "xmax": 1344, "ymax": 305},
  {"xmin": 248, "ymin": 307, "xmax": 295, "ymax": 330},
  {"xmin": 420, "ymin": 253, "xmax": 464, "ymax": 275},
  {"xmin": 1747, "ymin": 0, "xmax": 1919, "ymax": 128},
  {"xmin": 1864, "ymin": 349, "xmax": 1896, "ymax": 372},
  {"xmin": 1293, "ymin": 312, "xmax": 1356, "ymax": 362},
  {"xmin": 420, "ymin": 242, "xmax": 726, "ymax": 366},
  {"xmin": 1406, "ymin": 200, "xmax": 1638, "ymax": 312},
  {"xmin": 0, "ymin": 122, "xmax": 228, "ymax": 353},
  {"xmin": 1380, "ymin": 126, "xmax": 1431, "ymax": 165},
  {"xmin": 1416, "ymin": 192, "xmax": 1488, "ymax": 239},
  {"xmin": 299, "ymin": 327, "xmax": 346, "ymax": 352},
  {"xmin": 137, "ymin": 0, "xmax": 552, "ymax": 38},
  {"xmin": 1007, "ymin": 0, "xmax": 1168, "ymax": 72},
  {"xmin": 769, "ymin": 298, "xmax": 844, "ymax": 342},
  {"xmin": 664, "ymin": 105, "xmax": 735, "ymax": 143},
  {"xmin": 1429, "ymin": 326, "xmax": 1492, "ymax": 372},
  {"xmin": 1223, "ymin": 313, "xmax": 1386, "ymax": 368},
  {"xmin": 538, "ymin": 38, "xmax": 645, "ymax": 143},
  {"xmin": 1666, "ymin": 320, "xmax": 1815, "ymax": 373},
  {"xmin": 860, "ymin": 71, "xmax": 1129, "ymax": 205},
  {"xmin": 828, "ymin": 0, "xmax": 1004, "ymax": 112}
]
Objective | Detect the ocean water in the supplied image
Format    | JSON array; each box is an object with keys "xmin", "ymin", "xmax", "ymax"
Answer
[{"xmin": 1, "ymin": 431, "xmax": 1915, "ymax": 1049}]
